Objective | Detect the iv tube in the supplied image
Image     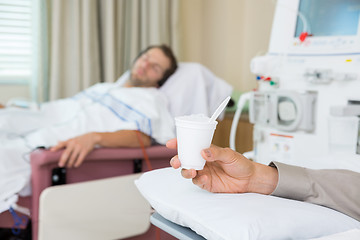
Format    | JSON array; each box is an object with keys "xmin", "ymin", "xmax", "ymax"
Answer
[{"xmin": 230, "ymin": 92, "xmax": 252, "ymax": 151}]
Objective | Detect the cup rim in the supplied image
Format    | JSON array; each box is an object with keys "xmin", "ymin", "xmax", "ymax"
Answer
[{"xmin": 175, "ymin": 119, "xmax": 217, "ymax": 129}]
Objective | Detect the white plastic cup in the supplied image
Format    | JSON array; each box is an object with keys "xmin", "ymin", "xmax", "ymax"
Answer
[{"xmin": 175, "ymin": 114, "xmax": 218, "ymax": 170}]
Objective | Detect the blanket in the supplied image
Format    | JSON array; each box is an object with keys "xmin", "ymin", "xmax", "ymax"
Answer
[{"xmin": 0, "ymin": 83, "xmax": 175, "ymax": 213}]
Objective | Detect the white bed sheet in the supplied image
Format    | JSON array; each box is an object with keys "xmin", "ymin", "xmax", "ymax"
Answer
[{"xmin": 136, "ymin": 167, "xmax": 360, "ymax": 240}]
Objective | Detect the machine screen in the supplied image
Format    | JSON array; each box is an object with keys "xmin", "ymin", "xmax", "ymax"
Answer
[{"xmin": 294, "ymin": 0, "xmax": 360, "ymax": 37}]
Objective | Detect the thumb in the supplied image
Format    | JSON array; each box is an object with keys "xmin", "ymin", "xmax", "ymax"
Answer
[
  {"xmin": 166, "ymin": 138, "xmax": 177, "ymax": 149},
  {"xmin": 201, "ymin": 145, "xmax": 239, "ymax": 164}
]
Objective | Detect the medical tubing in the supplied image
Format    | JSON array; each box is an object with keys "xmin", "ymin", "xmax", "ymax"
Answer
[
  {"xmin": 270, "ymin": 0, "xmax": 310, "ymax": 33},
  {"xmin": 9, "ymin": 206, "xmax": 29, "ymax": 235},
  {"xmin": 230, "ymin": 92, "xmax": 252, "ymax": 151},
  {"xmin": 277, "ymin": 2, "xmax": 310, "ymax": 34},
  {"xmin": 135, "ymin": 130, "xmax": 153, "ymax": 171},
  {"xmin": 135, "ymin": 131, "xmax": 162, "ymax": 240}
]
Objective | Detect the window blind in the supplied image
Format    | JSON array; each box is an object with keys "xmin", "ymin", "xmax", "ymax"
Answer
[{"xmin": 0, "ymin": 0, "xmax": 33, "ymax": 83}]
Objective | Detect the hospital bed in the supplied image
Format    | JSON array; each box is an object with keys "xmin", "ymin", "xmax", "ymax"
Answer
[
  {"xmin": 0, "ymin": 62, "xmax": 233, "ymax": 240},
  {"xmin": 33, "ymin": 146, "xmax": 177, "ymax": 240},
  {"xmin": 136, "ymin": 0, "xmax": 360, "ymax": 239},
  {"xmin": 1, "ymin": 146, "xmax": 178, "ymax": 240}
]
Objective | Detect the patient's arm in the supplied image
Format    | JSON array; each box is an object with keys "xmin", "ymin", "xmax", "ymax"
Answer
[
  {"xmin": 50, "ymin": 130, "xmax": 151, "ymax": 168},
  {"xmin": 167, "ymin": 139, "xmax": 278, "ymax": 194},
  {"xmin": 93, "ymin": 130, "xmax": 151, "ymax": 147}
]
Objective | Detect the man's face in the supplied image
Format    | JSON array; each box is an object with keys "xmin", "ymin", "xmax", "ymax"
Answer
[{"xmin": 130, "ymin": 48, "xmax": 171, "ymax": 87}]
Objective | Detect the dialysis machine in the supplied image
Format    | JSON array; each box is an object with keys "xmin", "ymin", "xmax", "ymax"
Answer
[{"xmin": 231, "ymin": 0, "xmax": 360, "ymax": 171}]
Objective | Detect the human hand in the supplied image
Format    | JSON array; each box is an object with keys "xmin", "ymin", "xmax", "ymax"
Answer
[
  {"xmin": 166, "ymin": 138, "xmax": 278, "ymax": 194},
  {"xmin": 50, "ymin": 132, "xmax": 99, "ymax": 168}
]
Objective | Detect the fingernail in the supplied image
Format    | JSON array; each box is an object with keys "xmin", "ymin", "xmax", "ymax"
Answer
[
  {"xmin": 170, "ymin": 157, "xmax": 175, "ymax": 164},
  {"xmin": 204, "ymin": 149, "xmax": 211, "ymax": 158}
]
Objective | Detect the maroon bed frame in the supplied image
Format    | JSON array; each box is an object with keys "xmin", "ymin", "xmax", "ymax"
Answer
[{"xmin": 0, "ymin": 146, "xmax": 177, "ymax": 240}]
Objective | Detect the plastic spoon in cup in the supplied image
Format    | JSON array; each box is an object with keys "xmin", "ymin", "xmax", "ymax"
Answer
[{"xmin": 209, "ymin": 96, "xmax": 231, "ymax": 122}]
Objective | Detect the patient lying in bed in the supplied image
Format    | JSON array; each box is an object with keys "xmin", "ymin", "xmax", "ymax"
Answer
[
  {"xmin": 0, "ymin": 45, "xmax": 178, "ymax": 214},
  {"xmin": 0, "ymin": 44, "xmax": 233, "ymax": 216}
]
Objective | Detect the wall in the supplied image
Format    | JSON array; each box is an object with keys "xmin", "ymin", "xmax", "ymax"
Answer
[
  {"xmin": 178, "ymin": 0, "xmax": 276, "ymax": 92},
  {"xmin": 178, "ymin": 0, "xmax": 276, "ymax": 150},
  {"xmin": 0, "ymin": 85, "xmax": 30, "ymax": 104}
]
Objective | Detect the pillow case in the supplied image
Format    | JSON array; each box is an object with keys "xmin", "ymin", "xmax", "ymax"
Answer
[{"xmin": 160, "ymin": 63, "xmax": 233, "ymax": 119}]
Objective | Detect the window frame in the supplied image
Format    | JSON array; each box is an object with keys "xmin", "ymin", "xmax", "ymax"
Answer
[{"xmin": 0, "ymin": 0, "xmax": 40, "ymax": 101}]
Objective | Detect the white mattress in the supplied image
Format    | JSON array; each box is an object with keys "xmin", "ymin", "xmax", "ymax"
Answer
[{"xmin": 136, "ymin": 167, "xmax": 360, "ymax": 240}]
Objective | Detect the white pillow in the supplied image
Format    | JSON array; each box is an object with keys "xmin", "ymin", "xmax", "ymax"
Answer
[
  {"xmin": 160, "ymin": 63, "xmax": 233, "ymax": 119},
  {"xmin": 115, "ymin": 63, "xmax": 233, "ymax": 119},
  {"xmin": 135, "ymin": 168, "xmax": 360, "ymax": 240}
]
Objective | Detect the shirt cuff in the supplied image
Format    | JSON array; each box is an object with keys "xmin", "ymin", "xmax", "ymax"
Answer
[{"xmin": 269, "ymin": 161, "xmax": 311, "ymax": 201}]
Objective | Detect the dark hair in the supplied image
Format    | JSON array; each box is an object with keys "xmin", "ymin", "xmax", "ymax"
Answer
[{"xmin": 134, "ymin": 44, "xmax": 178, "ymax": 87}]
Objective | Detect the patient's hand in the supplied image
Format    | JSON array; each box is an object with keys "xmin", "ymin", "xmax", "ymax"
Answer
[
  {"xmin": 166, "ymin": 139, "xmax": 278, "ymax": 195},
  {"xmin": 50, "ymin": 132, "xmax": 99, "ymax": 168}
]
